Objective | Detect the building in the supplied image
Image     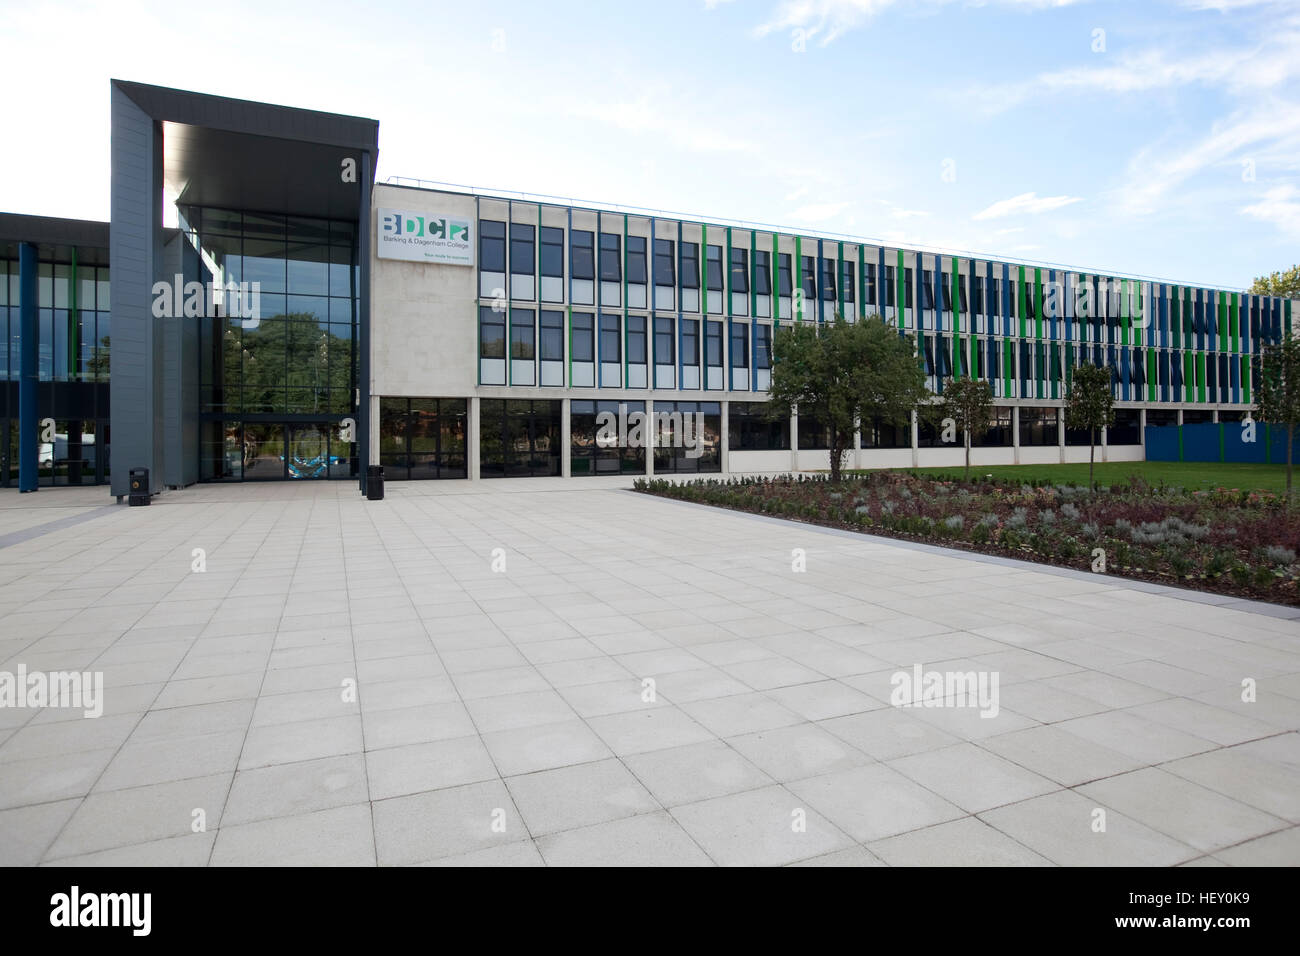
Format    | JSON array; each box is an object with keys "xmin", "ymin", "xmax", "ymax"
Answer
[{"xmin": 2, "ymin": 79, "xmax": 1296, "ymax": 493}]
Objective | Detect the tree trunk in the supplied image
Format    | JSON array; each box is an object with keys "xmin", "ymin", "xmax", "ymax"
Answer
[
  {"xmin": 829, "ymin": 436, "xmax": 842, "ymax": 484},
  {"xmin": 1090, "ymin": 427, "xmax": 1096, "ymax": 488},
  {"xmin": 1289, "ymin": 427, "xmax": 1294, "ymax": 504},
  {"xmin": 964, "ymin": 430, "xmax": 971, "ymax": 479}
]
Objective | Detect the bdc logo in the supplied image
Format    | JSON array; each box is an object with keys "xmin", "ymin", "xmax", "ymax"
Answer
[{"xmin": 380, "ymin": 213, "xmax": 469, "ymax": 242}]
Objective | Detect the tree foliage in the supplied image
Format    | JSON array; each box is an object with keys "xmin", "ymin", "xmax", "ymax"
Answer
[
  {"xmin": 767, "ymin": 314, "xmax": 931, "ymax": 482},
  {"xmin": 1250, "ymin": 265, "xmax": 1300, "ymax": 300},
  {"xmin": 1254, "ymin": 332, "xmax": 1300, "ymax": 501},
  {"xmin": 1064, "ymin": 362, "xmax": 1115, "ymax": 487},
  {"xmin": 938, "ymin": 376, "xmax": 993, "ymax": 477}
]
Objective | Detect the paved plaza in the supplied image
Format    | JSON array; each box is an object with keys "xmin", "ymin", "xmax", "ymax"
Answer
[{"xmin": 0, "ymin": 478, "xmax": 1297, "ymax": 866}]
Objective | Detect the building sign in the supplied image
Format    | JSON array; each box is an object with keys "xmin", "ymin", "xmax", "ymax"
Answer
[{"xmin": 377, "ymin": 209, "xmax": 474, "ymax": 265}]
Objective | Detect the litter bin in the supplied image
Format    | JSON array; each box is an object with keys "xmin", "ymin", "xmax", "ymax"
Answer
[
  {"xmin": 366, "ymin": 464, "xmax": 384, "ymax": 501},
  {"xmin": 128, "ymin": 467, "xmax": 150, "ymax": 506}
]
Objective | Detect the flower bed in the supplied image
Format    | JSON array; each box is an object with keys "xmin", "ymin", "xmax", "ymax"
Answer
[{"xmin": 633, "ymin": 472, "xmax": 1300, "ymax": 606}]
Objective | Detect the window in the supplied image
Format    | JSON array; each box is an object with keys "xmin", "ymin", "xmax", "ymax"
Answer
[
  {"xmin": 842, "ymin": 260, "xmax": 855, "ymax": 303},
  {"xmin": 706, "ymin": 245, "xmax": 724, "ymax": 291},
  {"xmin": 379, "ymin": 398, "xmax": 468, "ymax": 480},
  {"xmin": 729, "ymin": 402, "xmax": 788, "ymax": 451},
  {"xmin": 654, "ymin": 239, "xmax": 675, "ymax": 286},
  {"xmin": 801, "ymin": 256, "xmax": 817, "ymax": 301},
  {"xmin": 777, "ymin": 254, "xmax": 793, "ymax": 296},
  {"xmin": 571, "ymin": 230, "xmax": 595, "ymax": 280},
  {"xmin": 682, "ymin": 319, "xmax": 700, "ymax": 364},
  {"xmin": 627, "ymin": 316, "xmax": 647, "ymax": 364},
  {"xmin": 884, "ymin": 265, "xmax": 895, "ymax": 307},
  {"xmin": 599, "ymin": 233, "xmax": 621, "ymax": 281},
  {"xmin": 653, "ymin": 401, "xmax": 722, "ymax": 473},
  {"xmin": 972, "ymin": 276, "xmax": 985, "ymax": 315},
  {"xmin": 510, "ymin": 224, "xmax": 534, "ymax": 275},
  {"xmin": 571, "ymin": 400, "xmax": 645, "ymax": 476},
  {"xmin": 681, "ymin": 243, "xmax": 700, "ymax": 289},
  {"xmin": 654, "ymin": 317, "xmax": 674, "ymax": 365},
  {"xmin": 731, "ymin": 322, "xmax": 748, "ymax": 368},
  {"xmin": 627, "ymin": 236, "xmax": 647, "ymax": 284},
  {"xmin": 600, "ymin": 314, "xmax": 621, "ymax": 362},
  {"xmin": 755, "ymin": 324, "xmax": 772, "ymax": 369},
  {"xmin": 798, "ymin": 414, "xmax": 830, "ymax": 450},
  {"xmin": 706, "ymin": 321, "xmax": 723, "ymax": 368},
  {"xmin": 480, "ymin": 220, "xmax": 506, "ymax": 273},
  {"xmin": 905, "ymin": 268, "xmax": 913, "ymax": 308},
  {"xmin": 821, "ymin": 259, "xmax": 837, "ymax": 301},
  {"xmin": 571, "ymin": 312, "xmax": 594, "ymax": 362},
  {"xmin": 1019, "ymin": 407, "xmax": 1057, "ymax": 447},
  {"xmin": 479, "ymin": 306, "xmax": 505, "ymax": 359},
  {"xmin": 864, "ymin": 262, "xmax": 877, "ymax": 305},
  {"xmin": 510, "ymin": 312, "xmax": 535, "ymax": 359},
  {"xmin": 755, "ymin": 251, "xmax": 772, "ymax": 296},
  {"xmin": 540, "ymin": 311, "xmax": 564, "ymax": 362},
  {"xmin": 540, "ymin": 227, "xmax": 564, "ymax": 278},
  {"xmin": 731, "ymin": 248, "xmax": 749, "ymax": 295},
  {"xmin": 921, "ymin": 270, "xmax": 935, "ymax": 311}
]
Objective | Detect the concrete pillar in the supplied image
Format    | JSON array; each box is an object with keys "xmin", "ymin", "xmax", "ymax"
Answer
[
  {"xmin": 18, "ymin": 242, "xmax": 37, "ymax": 493},
  {"xmin": 720, "ymin": 401, "xmax": 729, "ymax": 475},
  {"xmin": 644, "ymin": 399, "xmax": 654, "ymax": 478},
  {"xmin": 1140, "ymin": 407, "xmax": 1148, "ymax": 457},
  {"xmin": 469, "ymin": 396, "xmax": 481, "ymax": 480},
  {"xmin": 790, "ymin": 410, "xmax": 799, "ymax": 472},
  {"xmin": 1057, "ymin": 407, "xmax": 1066, "ymax": 464},
  {"xmin": 1012, "ymin": 406, "xmax": 1021, "ymax": 465},
  {"xmin": 1101, "ymin": 414, "xmax": 1109, "ymax": 462},
  {"xmin": 560, "ymin": 399, "xmax": 571, "ymax": 478},
  {"xmin": 853, "ymin": 417, "xmax": 862, "ymax": 471},
  {"xmin": 910, "ymin": 410, "xmax": 919, "ymax": 469}
]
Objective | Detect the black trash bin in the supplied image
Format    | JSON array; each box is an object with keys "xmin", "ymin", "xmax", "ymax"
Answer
[
  {"xmin": 128, "ymin": 467, "xmax": 150, "ymax": 506},
  {"xmin": 366, "ymin": 464, "xmax": 385, "ymax": 501}
]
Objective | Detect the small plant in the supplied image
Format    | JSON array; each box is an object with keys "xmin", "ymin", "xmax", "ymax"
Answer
[
  {"xmin": 943, "ymin": 515, "xmax": 965, "ymax": 531},
  {"xmin": 1060, "ymin": 502, "xmax": 1081, "ymax": 521},
  {"xmin": 1005, "ymin": 508, "xmax": 1029, "ymax": 531},
  {"xmin": 1039, "ymin": 509, "xmax": 1057, "ymax": 525},
  {"xmin": 1079, "ymin": 521, "xmax": 1099, "ymax": 538},
  {"xmin": 1263, "ymin": 545, "xmax": 1297, "ymax": 566}
]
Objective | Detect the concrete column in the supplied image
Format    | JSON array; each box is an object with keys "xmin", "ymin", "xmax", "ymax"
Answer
[
  {"xmin": 790, "ymin": 410, "xmax": 799, "ymax": 472},
  {"xmin": 644, "ymin": 398, "xmax": 655, "ymax": 478},
  {"xmin": 1057, "ymin": 407, "xmax": 1066, "ymax": 464},
  {"xmin": 720, "ymin": 401, "xmax": 729, "ymax": 475},
  {"xmin": 1140, "ymin": 407, "xmax": 1148, "ymax": 456},
  {"xmin": 469, "ymin": 396, "xmax": 481, "ymax": 480},
  {"xmin": 910, "ymin": 410, "xmax": 919, "ymax": 469},
  {"xmin": 17, "ymin": 242, "xmax": 37, "ymax": 493},
  {"xmin": 1101, "ymin": 414, "xmax": 1109, "ymax": 462},
  {"xmin": 1012, "ymin": 406, "xmax": 1021, "ymax": 465},
  {"xmin": 853, "ymin": 417, "xmax": 862, "ymax": 471},
  {"xmin": 560, "ymin": 399, "xmax": 571, "ymax": 478}
]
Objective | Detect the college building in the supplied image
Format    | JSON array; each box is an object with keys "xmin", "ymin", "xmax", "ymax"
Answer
[{"xmin": 2, "ymin": 80, "xmax": 1296, "ymax": 494}]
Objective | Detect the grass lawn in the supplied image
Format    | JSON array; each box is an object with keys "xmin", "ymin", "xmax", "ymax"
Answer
[{"xmin": 879, "ymin": 461, "xmax": 1298, "ymax": 494}]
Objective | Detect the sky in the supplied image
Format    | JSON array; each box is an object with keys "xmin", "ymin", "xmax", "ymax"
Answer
[{"xmin": 0, "ymin": 0, "xmax": 1296, "ymax": 291}]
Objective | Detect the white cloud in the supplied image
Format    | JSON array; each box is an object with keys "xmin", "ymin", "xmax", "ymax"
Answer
[
  {"xmin": 752, "ymin": 0, "xmax": 1080, "ymax": 46},
  {"xmin": 1241, "ymin": 183, "xmax": 1300, "ymax": 237},
  {"xmin": 1109, "ymin": 101, "xmax": 1300, "ymax": 216},
  {"xmin": 972, "ymin": 192, "xmax": 1084, "ymax": 220}
]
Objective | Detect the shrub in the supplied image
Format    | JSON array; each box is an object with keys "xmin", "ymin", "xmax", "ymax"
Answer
[
  {"xmin": 1263, "ymin": 545, "xmax": 1297, "ymax": 566},
  {"xmin": 943, "ymin": 515, "xmax": 965, "ymax": 531},
  {"xmin": 1060, "ymin": 502, "xmax": 1081, "ymax": 521},
  {"xmin": 1080, "ymin": 522, "xmax": 1099, "ymax": 538},
  {"xmin": 1039, "ymin": 509, "xmax": 1057, "ymax": 525},
  {"xmin": 1005, "ymin": 508, "xmax": 1029, "ymax": 531}
]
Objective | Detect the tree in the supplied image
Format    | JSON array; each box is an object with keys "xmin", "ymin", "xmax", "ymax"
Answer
[
  {"xmin": 1250, "ymin": 265, "xmax": 1300, "ymax": 300},
  {"xmin": 1064, "ymin": 362, "xmax": 1114, "ymax": 488},
  {"xmin": 1254, "ymin": 332, "xmax": 1300, "ymax": 502},
  {"xmin": 938, "ymin": 376, "xmax": 993, "ymax": 479},
  {"xmin": 767, "ymin": 314, "xmax": 931, "ymax": 483}
]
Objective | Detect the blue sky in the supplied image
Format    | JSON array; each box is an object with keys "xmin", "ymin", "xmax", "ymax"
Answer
[{"xmin": 1, "ymin": 0, "xmax": 1296, "ymax": 290}]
